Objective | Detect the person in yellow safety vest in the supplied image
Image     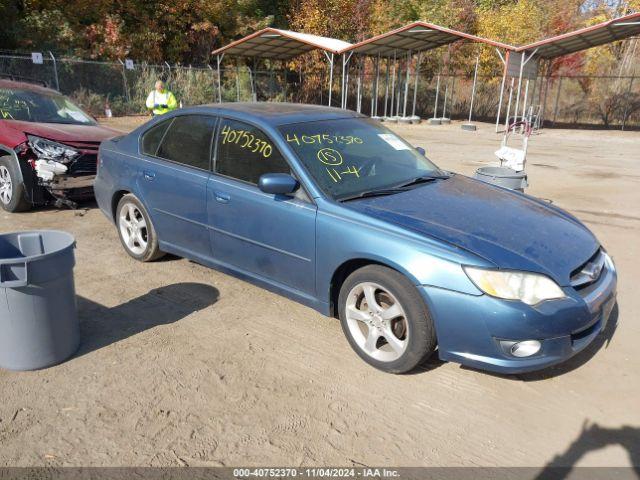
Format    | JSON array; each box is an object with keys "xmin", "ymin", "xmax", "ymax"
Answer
[{"xmin": 146, "ymin": 80, "xmax": 177, "ymax": 116}]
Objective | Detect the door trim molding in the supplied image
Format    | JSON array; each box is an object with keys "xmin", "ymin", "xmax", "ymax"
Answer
[{"xmin": 155, "ymin": 207, "xmax": 312, "ymax": 263}]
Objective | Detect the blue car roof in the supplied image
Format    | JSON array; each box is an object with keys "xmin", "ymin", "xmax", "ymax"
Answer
[{"xmin": 180, "ymin": 102, "xmax": 363, "ymax": 126}]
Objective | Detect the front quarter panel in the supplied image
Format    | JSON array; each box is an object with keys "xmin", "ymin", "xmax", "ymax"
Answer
[{"xmin": 316, "ymin": 200, "xmax": 489, "ymax": 307}]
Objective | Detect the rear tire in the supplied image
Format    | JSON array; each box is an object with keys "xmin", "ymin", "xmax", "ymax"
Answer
[
  {"xmin": 0, "ymin": 157, "xmax": 32, "ymax": 213},
  {"xmin": 116, "ymin": 194, "xmax": 164, "ymax": 262},
  {"xmin": 338, "ymin": 265, "xmax": 437, "ymax": 374}
]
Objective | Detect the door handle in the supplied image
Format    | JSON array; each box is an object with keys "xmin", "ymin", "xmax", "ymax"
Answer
[
  {"xmin": 214, "ymin": 192, "xmax": 230, "ymax": 204},
  {"xmin": 143, "ymin": 170, "xmax": 156, "ymax": 181}
]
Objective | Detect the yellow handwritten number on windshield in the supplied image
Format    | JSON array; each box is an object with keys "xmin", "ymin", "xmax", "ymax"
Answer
[{"xmin": 317, "ymin": 148, "xmax": 343, "ymax": 166}]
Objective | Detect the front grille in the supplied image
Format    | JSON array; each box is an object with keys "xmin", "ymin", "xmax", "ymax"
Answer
[
  {"xmin": 570, "ymin": 249, "xmax": 605, "ymax": 290},
  {"xmin": 68, "ymin": 154, "xmax": 97, "ymax": 175}
]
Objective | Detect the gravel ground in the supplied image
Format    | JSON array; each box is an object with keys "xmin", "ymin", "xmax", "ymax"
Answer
[{"xmin": 0, "ymin": 117, "xmax": 638, "ymax": 468}]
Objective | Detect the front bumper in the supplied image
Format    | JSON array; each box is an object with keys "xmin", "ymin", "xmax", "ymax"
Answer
[
  {"xmin": 421, "ymin": 262, "xmax": 617, "ymax": 374},
  {"xmin": 47, "ymin": 174, "xmax": 96, "ymax": 190}
]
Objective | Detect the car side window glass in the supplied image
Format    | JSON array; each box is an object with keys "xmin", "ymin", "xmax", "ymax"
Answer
[
  {"xmin": 215, "ymin": 119, "xmax": 290, "ymax": 184},
  {"xmin": 156, "ymin": 115, "xmax": 216, "ymax": 170},
  {"xmin": 141, "ymin": 119, "xmax": 172, "ymax": 156}
]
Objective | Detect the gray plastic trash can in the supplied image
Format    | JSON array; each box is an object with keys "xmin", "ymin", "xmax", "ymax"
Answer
[
  {"xmin": 474, "ymin": 166, "xmax": 528, "ymax": 192},
  {"xmin": 0, "ymin": 230, "xmax": 79, "ymax": 371}
]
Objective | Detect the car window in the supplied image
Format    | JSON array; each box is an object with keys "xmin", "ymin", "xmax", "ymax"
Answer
[
  {"xmin": 215, "ymin": 119, "xmax": 290, "ymax": 184},
  {"xmin": 141, "ymin": 118, "xmax": 172, "ymax": 156},
  {"xmin": 156, "ymin": 115, "xmax": 216, "ymax": 171}
]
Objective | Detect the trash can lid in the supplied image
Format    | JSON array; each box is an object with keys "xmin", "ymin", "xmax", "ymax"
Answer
[
  {"xmin": 0, "ymin": 230, "xmax": 75, "ymax": 263},
  {"xmin": 475, "ymin": 166, "xmax": 526, "ymax": 179}
]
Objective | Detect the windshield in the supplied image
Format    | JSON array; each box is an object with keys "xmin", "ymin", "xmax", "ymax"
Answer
[
  {"xmin": 0, "ymin": 88, "xmax": 96, "ymax": 125},
  {"xmin": 279, "ymin": 118, "xmax": 440, "ymax": 200}
]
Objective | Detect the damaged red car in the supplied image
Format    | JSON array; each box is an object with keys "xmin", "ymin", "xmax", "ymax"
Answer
[{"xmin": 0, "ymin": 79, "xmax": 118, "ymax": 211}]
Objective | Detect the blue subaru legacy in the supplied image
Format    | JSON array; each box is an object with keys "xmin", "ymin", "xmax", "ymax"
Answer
[{"xmin": 95, "ymin": 103, "xmax": 617, "ymax": 374}]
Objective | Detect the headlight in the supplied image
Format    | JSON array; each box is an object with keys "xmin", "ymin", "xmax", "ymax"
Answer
[
  {"xmin": 464, "ymin": 267, "xmax": 566, "ymax": 305},
  {"xmin": 27, "ymin": 135, "xmax": 80, "ymax": 163},
  {"xmin": 603, "ymin": 251, "xmax": 616, "ymax": 273}
]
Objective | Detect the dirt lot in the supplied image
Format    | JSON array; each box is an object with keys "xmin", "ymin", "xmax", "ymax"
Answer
[{"xmin": 1, "ymin": 117, "xmax": 639, "ymax": 468}]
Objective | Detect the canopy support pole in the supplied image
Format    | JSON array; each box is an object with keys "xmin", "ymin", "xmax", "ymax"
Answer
[
  {"xmin": 356, "ymin": 58, "xmax": 363, "ymax": 113},
  {"xmin": 402, "ymin": 50, "xmax": 411, "ymax": 118},
  {"xmin": 432, "ymin": 74, "xmax": 441, "ymax": 120},
  {"xmin": 395, "ymin": 61, "xmax": 401, "ymax": 118},
  {"xmin": 442, "ymin": 78, "xmax": 449, "ymax": 120},
  {"xmin": 341, "ymin": 52, "xmax": 353, "ymax": 109},
  {"xmin": 495, "ymin": 49, "xmax": 508, "ymax": 132},
  {"xmin": 513, "ymin": 52, "xmax": 525, "ymax": 122},
  {"xmin": 323, "ymin": 52, "xmax": 334, "ymax": 107},
  {"xmin": 216, "ymin": 54, "xmax": 224, "ymax": 103},
  {"xmin": 504, "ymin": 77, "xmax": 515, "ymax": 131},
  {"xmin": 374, "ymin": 53, "xmax": 381, "ymax": 117},
  {"xmin": 248, "ymin": 65, "xmax": 256, "ymax": 102},
  {"xmin": 469, "ymin": 54, "xmax": 480, "ymax": 122},
  {"xmin": 370, "ymin": 56, "xmax": 375, "ymax": 116},
  {"xmin": 235, "ymin": 59, "xmax": 240, "ymax": 102},
  {"xmin": 383, "ymin": 57, "xmax": 390, "ymax": 118},
  {"xmin": 390, "ymin": 51, "xmax": 397, "ymax": 118},
  {"xmin": 411, "ymin": 52, "xmax": 422, "ymax": 120},
  {"xmin": 540, "ymin": 60, "xmax": 551, "ymax": 128},
  {"xmin": 513, "ymin": 48, "xmax": 538, "ymax": 124},
  {"xmin": 522, "ymin": 79, "xmax": 530, "ymax": 128}
]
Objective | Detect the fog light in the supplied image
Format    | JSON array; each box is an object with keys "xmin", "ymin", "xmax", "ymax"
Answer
[{"xmin": 510, "ymin": 340, "xmax": 541, "ymax": 358}]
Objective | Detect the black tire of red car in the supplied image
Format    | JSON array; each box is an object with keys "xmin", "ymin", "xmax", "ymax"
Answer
[
  {"xmin": 115, "ymin": 194, "xmax": 165, "ymax": 262},
  {"xmin": 338, "ymin": 265, "xmax": 437, "ymax": 374},
  {"xmin": 0, "ymin": 156, "xmax": 32, "ymax": 213}
]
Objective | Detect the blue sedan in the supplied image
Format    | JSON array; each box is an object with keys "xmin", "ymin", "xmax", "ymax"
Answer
[{"xmin": 95, "ymin": 103, "xmax": 617, "ymax": 374}]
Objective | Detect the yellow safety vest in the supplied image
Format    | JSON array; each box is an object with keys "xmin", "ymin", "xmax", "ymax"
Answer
[{"xmin": 146, "ymin": 89, "xmax": 178, "ymax": 115}]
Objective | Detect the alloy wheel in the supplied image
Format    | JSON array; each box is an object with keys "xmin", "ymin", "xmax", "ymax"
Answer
[
  {"xmin": 119, "ymin": 202, "xmax": 148, "ymax": 256},
  {"xmin": 345, "ymin": 282, "xmax": 409, "ymax": 362},
  {"xmin": 0, "ymin": 166, "xmax": 13, "ymax": 205}
]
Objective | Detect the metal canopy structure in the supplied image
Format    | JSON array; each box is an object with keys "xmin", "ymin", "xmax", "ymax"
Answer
[
  {"xmin": 212, "ymin": 28, "xmax": 352, "ymax": 106},
  {"xmin": 496, "ymin": 12, "xmax": 640, "ymax": 132},
  {"xmin": 516, "ymin": 12, "xmax": 640, "ymax": 59},
  {"xmin": 339, "ymin": 22, "xmax": 514, "ymax": 123},
  {"xmin": 212, "ymin": 28, "xmax": 352, "ymax": 60},
  {"xmin": 341, "ymin": 21, "xmax": 514, "ymax": 57}
]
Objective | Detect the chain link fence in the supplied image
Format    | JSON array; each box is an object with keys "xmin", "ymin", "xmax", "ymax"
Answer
[{"xmin": 1, "ymin": 52, "xmax": 638, "ymax": 129}]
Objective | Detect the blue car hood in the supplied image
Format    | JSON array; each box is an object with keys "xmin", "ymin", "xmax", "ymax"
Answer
[{"xmin": 345, "ymin": 175, "xmax": 598, "ymax": 286}]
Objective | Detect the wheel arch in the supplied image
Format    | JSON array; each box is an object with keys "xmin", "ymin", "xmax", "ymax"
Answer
[
  {"xmin": 328, "ymin": 257, "xmax": 421, "ymax": 318},
  {"xmin": 111, "ymin": 189, "xmax": 132, "ymax": 221},
  {"xmin": 0, "ymin": 144, "xmax": 24, "ymax": 184}
]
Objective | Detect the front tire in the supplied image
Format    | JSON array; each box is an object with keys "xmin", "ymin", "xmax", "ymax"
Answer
[
  {"xmin": 116, "ymin": 194, "xmax": 164, "ymax": 262},
  {"xmin": 338, "ymin": 265, "xmax": 437, "ymax": 374},
  {"xmin": 0, "ymin": 157, "xmax": 32, "ymax": 213}
]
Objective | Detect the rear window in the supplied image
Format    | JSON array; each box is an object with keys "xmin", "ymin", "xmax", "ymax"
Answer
[{"xmin": 141, "ymin": 119, "xmax": 172, "ymax": 156}]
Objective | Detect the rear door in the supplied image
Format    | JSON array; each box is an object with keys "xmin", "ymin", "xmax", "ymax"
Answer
[
  {"xmin": 207, "ymin": 118, "xmax": 317, "ymax": 296},
  {"xmin": 137, "ymin": 114, "xmax": 216, "ymax": 260}
]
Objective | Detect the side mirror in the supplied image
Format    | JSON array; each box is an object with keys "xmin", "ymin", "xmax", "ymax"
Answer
[
  {"xmin": 415, "ymin": 146, "xmax": 426, "ymax": 156},
  {"xmin": 258, "ymin": 173, "xmax": 299, "ymax": 195}
]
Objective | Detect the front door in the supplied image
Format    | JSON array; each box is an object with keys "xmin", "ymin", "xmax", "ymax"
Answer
[
  {"xmin": 137, "ymin": 114, "xmax": 216, "ymax": 260},
  {"xmin": 207, "ymin": 118, "xmax": 317, "ymax": 297}
]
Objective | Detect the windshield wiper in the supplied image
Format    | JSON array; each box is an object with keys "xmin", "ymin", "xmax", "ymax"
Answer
[
  {"xmin": 398, "ymin": 172, "xmax": 452, "ymax": 188},
  {"xmin": 340, "ymin": 187, "xmax": 411, "ymax": 202},
  {"xmin": 339, "ymin": 172, "xmax": 452, "ymax": 202}
]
